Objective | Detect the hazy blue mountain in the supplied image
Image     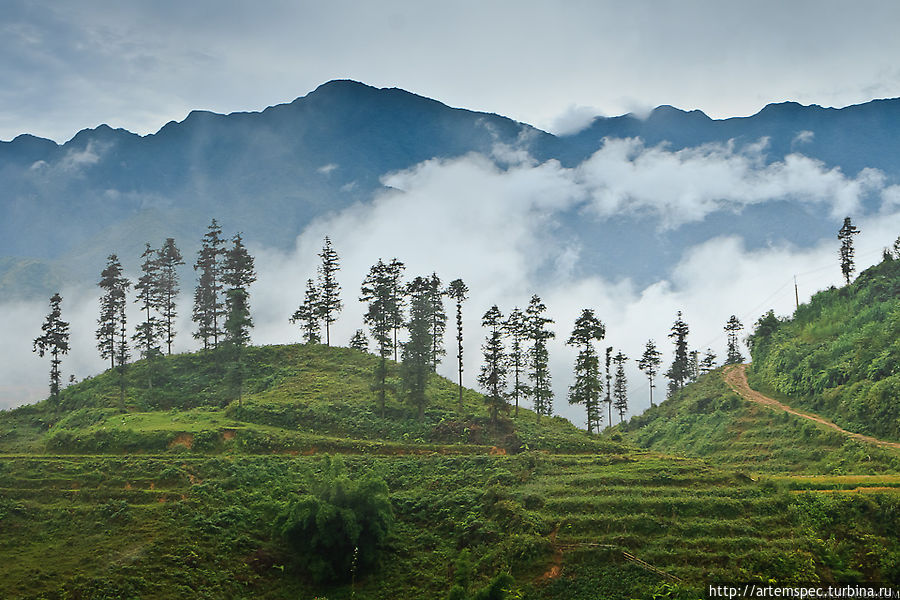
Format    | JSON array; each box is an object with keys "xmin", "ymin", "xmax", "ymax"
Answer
[{"xmin": 2, "ymin": 79, "xmax": 898, "ymax": 299}]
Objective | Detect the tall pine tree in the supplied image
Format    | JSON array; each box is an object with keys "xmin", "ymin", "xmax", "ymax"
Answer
[
  {"xmin": 478, "ymin": 305, "xmax": 508, "ymax": 424},
  {"xmin": 605, "ymin": 346, "xmax": 613, "ymax": 428},
  {"xmin": 401, "ymin": 276, "xmax": 433, "ymax": 422},
  {"xmin": 387, "ymin": 259, "xmax": 406, "ymax": 361},
  {"xmin": 427, "ymin": 273, "xmax": 447, "ymax": 371},
  {"xmin": 637, "ymin": 339, "xmax": 662, "ymax": 408},
  {"xmin": 525, "ymin": 295, "xmax": 555, "ymax": 422},
  {"xmin": 33, "ymin": 293, "xmax": 70, "ymax": 401},
  {"xmin": 192, "ymin": 219, "xmax": 225, "ymax": 350},
  {"xmin": 133, "ymin": 243, "xmax": 163, "ymax": 361},
  {"xmin": 158, "ymin": 238, "xmax": 183, "ymax": 354},
  {"xmin": 665, "ymin": 311, "xmax": 690, "ymax": 397},
  {"xmin": 361, "ymin": 259, "xmax": 398, "ymax": 417},
  {"xmin": 446, "ymin": 278, "xmax": 468, "ymax": 410},
  {"xmin": 566, "ymin": 309, "xmax": 605, "ymax": 433},
  {"xmin": 838, "ymin": 216, "xmax": 861, "ymax": 285},
  {"xmin": 316, "ymin": 236, "xmax": 342, "ymax": 346},
  {"xmin": 504, "ymin": 307, "xmax": 530, "ymax": 417},
  {"xmin": 222, "ymin": 233, "xmax": 256, "ymax": 406},
  {"xmin": 97, "ymin": 255, "xmax": 130, "ymax": 370},
  {"xmin": 612, "ymin": 351, "xmax": 629, "ymax": 423},
  {"xmin": 724, "ymin": 315, "xmax": 745, "ymax": 365}
]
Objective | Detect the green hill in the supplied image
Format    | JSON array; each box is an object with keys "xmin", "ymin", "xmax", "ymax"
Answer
[
  {"xmin": 1, "ymin": 343, "xmax": 618, "ymax": 456},
  {"xmin": 4, "ymin": 344, "xmax": 900, "ymax": 598},
  {"xmin": 747, "ymin": 255, "xmax": 900, "ymax": 442},
  {"xmin": 617, "ymin": 369, "xmax": 900, "ymax": 475}
]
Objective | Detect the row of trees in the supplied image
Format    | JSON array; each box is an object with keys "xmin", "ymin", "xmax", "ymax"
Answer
[{"xmin": 33, "ymin": 225, "xmax": 752, "ymax": 429}]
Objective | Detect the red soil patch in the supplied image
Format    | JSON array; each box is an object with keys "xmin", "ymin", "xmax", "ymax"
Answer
[
  {"xmin": 222, "ymin": 429, "xmax": 237, "ymax": 441},
  {"xmin": 168, "ymin": 433, "xmax": 194, "ymax": 449},
  {"xmin": 489, "ymin": 446, "xmax": 507, "ymax": 455}
]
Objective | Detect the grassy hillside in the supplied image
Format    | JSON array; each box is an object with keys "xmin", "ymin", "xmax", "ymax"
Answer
[
  {"xmin": 3, "ymin": 452, "xmax": 900, "ymax": 599},
  {"xmin": 617, "ymin": 370, "xmax": 900, "ymax": 475},
  {"xmin": 747, "ymin": 255, "xmax": 900, "ymax": 442},
  {"xmin": 5, "ymin": 344, "xmax": 900, "ymax": 597},
  {"xmin": 0, "ymin": 343, "xmax": 617, "ymax": 455}
]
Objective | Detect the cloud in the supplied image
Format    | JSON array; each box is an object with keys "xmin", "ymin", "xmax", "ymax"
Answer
[
  {"xmin": 547, "ymin": 104, "xmax": 602, "ymax": 136},
  {"xmin": 577, "ymin": 138, "xmax": 885, "ymax": 226},
  {"xmin": 4, "ymin": 144, "xmax": 900, "ymax": 431}
]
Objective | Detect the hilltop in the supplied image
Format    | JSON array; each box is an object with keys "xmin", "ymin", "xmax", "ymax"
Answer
[{"xmin": 0, "ymin": 343, "xmax": 617, "ymax": 456}]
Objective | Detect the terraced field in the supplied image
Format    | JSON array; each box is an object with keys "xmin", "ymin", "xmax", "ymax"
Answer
[{"xmin": 4, "ymin": 451, "xmax": 897, "ymax": 599}]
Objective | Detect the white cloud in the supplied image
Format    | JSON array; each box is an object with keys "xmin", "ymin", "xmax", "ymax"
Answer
[
  {"xmin": 5, "ymin": 146, "xmax": 900, "ymax": 431},
  {"xmin": 577, "ymin": 138, "xmax": 884, "ymax": 226},
  {"xmin": 547, "ymin": 104, "xmax": 602, "ymax": 136}
]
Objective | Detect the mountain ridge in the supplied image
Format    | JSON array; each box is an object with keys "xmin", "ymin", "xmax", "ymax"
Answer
[{"xmin": 3, "ymin": 79, "xmax": 900, "ymax": 300}]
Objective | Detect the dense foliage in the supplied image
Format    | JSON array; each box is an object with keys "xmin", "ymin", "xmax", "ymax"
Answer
[
  {"xmin": 748, "ymin": 257, "xmax": 900, "ymax": 441},
  {"xmin": 276, "ymin": 457, "xmax": 393, "ymax": 582}
]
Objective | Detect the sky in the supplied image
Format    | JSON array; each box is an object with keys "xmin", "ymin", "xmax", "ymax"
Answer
[
  {"xmin": 3, "ymin": 0, "xmax": 900, "ymax": 142},
  {"xmin": 5, "ymin": 0, "xmax": 900, "ymax": 427}
]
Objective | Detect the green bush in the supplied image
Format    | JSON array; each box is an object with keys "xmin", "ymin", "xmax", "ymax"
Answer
[{"xmin": 276, "ymin": 456, "xmax": 394, "ymax": 582}]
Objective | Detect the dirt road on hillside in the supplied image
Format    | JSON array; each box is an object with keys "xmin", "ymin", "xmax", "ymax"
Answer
[{"xmin": 722, "ymin": 364, "xmax": 900, "ymax": 451}]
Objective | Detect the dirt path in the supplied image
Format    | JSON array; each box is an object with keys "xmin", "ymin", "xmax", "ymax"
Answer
[{"xmin": 722, "ymin": 364, "xmax": 900, "ymax": 451}]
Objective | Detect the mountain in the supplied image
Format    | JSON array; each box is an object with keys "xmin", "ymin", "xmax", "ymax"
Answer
[{"xmin": 4, "ymin": 80, "xmax": 900, "ymax": 300}]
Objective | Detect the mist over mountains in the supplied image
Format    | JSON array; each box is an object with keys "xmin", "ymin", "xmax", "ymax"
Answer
[{"xmin": 3, "ymin": 79, "xmax": 900, "ymax": 300}]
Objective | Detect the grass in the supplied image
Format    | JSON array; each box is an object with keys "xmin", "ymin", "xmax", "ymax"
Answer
[
  {"xmin": 2, "ymin": 452, "xmax": 899, "ymax": 599},
  {"xmin": 4, "ymin": 344, "xmax": 900, "ymax": 597},
  {"xmin": 616, "ymin": 370, "xmax": 900, "ymax": 475}
]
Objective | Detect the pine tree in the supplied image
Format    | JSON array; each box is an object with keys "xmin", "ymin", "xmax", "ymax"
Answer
[
  {"xmin": 349, "ymin": 329, "xmax": 369, "ymax": 352},
  {"xmin": 133, "ymin": 243, "xmax": 163, "ymax": 361},
  {"xmin": 157, "ymin": 237, "xmax": 184, "ymax": 355},
  {"xmin": 387, "ymin": 258, "xmax": 406, "ymax": 361},
  {"xmin": 446, "ymin": 278, "xmax": 468, "ymax": 410},
  {"xmin": 566, "ymin": 309, "xmax": 605, "ymax": 433},
  {"xmin": 192, "ymin": 219, "xmax": 226, "ymax": 350},
  {"xmin": 724, "ymin": 315, "xmax": 745, "ymax": 364},
  {"xmin": 222, "ymin": 233, "xmax": 256, "ymax": 406},
  {"xmin": 612, "ymin": 351, "xmax": 628, "ymax": 423},
  {"xmin": 605, "ymin": 346, "xmax": 613, "ymax": 428},
  {"xmin": 504, "ymin": 307, "xmax": 530, "ymax": 417},
  {"xmin": 427, "ymin": 273, "xmax": 447, "ymax": 371},
  {"xmin": 361, "ymin": 259, "xmax": 398, "ymax": 417},
  {"xmin": 637, "ymin": 339, "xmax": 662, "ymax": 408},
  {"xmin": 316, "ymin": 236, "xmax": 342, "ymax": 346},
  {"xmin": 838, "ymin": 216, "xmax": 861, "ymax": 285},
  {"xmin": 525, "ymin": 295, "xmax": 555, "ymax": 422},
  {"xmin": 401, "ymin": 276, "xmax": 433, "ymax": 422},
  {"xmin": 33, "ymin": 293, "xmax": 70, "ymax": 400},
  {"xmin": 699, "ymin": 349, "xmax": 717, "ymax": 374},
  {"xmin": 665, "ymin": 311, "xmax": 690, "ymax": 397},
  {"xmin": 291, "ymin": 279, "xmax": 322, "ymax": 344},
  {"xmin": 687, "ymin": 350, "xmax": 700, "ymax": 383},
  {"xmin": 478, "ymin": 305, "xmax": 508, "ymax": 424},
  {"xmin": 97, "ymin": 255, "xmax": 130, "ymax": 371}
]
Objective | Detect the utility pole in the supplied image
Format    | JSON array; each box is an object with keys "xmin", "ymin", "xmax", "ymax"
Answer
[{"xmin": 794, "ymin": 276, "xmax": 799, "ymax": 310}]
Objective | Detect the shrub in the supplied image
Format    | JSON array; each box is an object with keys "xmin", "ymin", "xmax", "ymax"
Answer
[{"xmin": 276, "ymin": 456, "xmax": 393, "ymax": 582}]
